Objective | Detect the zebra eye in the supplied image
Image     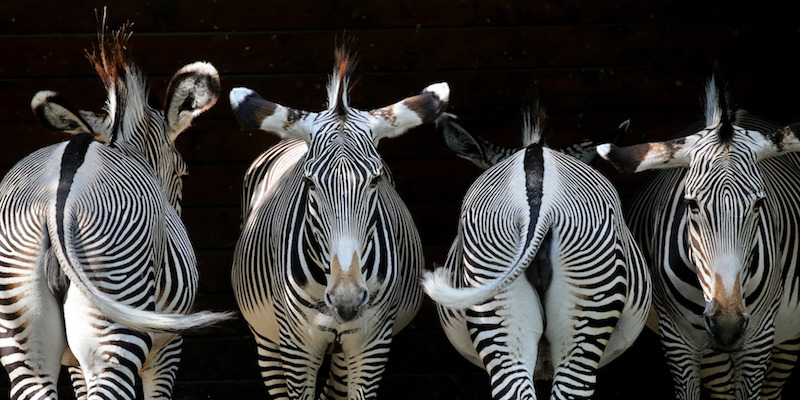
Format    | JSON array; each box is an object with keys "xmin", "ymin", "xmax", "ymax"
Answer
[
  {"xmin": 686, "ymin": 199, "xmax": 700, "ymax": 215},
  {"xmin": 754, "ymin": 197, "xmax": 766, "ymax": 210},
  {"xmin": 304, "ymin": 177, "xmax": 316, "ymax": 191},
  {"xmin": 369, "ymin": 176, "xmax": 381, "ymax": 189}
]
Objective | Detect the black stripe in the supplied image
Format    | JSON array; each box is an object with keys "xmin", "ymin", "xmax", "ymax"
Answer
[
  {"xmin": 56, "ymin": 133, "xmax": 95, "ymax": 251},
  {"xmin": 524, "ymin": 145, "xmax": 544, "ymax": 246}
]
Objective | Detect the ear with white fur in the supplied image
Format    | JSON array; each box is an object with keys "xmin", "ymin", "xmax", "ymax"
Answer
[
  {"xmin": 229, "ymin": 87, "xmax": 314, "ymax": 141},
  {"xmin": 31, "ymin": 91, "xmax": 109, "ymax": 142},
  {"xmin": 368, "ymin": 82, "xmax": 449, "ymax": 143},
  {"xmin": 164, "ymin": 61, "xmax": 221, "ymax": 142},
  {"xmin": 596, "ymin": 134, "xmax": 698, "ymax": 173},
  {"xmin": 753, "ymin": 122, "xmax": 800, "ymax": 161}
]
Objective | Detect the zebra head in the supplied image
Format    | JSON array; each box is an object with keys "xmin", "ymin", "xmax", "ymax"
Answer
[
  {"xmin": 231, "ymin": 49, "xmax": 449, "ymax": 322},
  {"xmin": 31, "ymin": 24, "xmax": 220, "ymax": 215},
  {"xmin": 598, "ymin": 78, "xmax": 800, "ymax": 351}
]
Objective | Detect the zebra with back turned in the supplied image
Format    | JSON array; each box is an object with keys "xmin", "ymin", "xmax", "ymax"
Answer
[
  {"xmin": 424, "ymin": 109, "xmax": 652, "ymax": 399},
  {"xmin": 229, "ymin": 49, "xmax": 449, "ymax": 399},
  {"xmin": 0, "ymin": 26, "xmax": 231, "ymax": 400},
  {"xmin": 598, "ymin": 79, "xmax": 800, "ymax": 399}
]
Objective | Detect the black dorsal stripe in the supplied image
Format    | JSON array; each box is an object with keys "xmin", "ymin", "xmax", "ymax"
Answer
[
  {"xmin": 56, "ymin": 132, "xmax": 95, "ymax": 250},
  {"xmin": 524, "ymin": 144, "xmax": 545, "ymax": 245}
]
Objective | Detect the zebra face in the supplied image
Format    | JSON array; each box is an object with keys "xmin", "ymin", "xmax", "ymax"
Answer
[
  {"xmin": 303, "ymin": 119, "xmax": 385, "ymax": 321},
  {"xmin": 230, "ymin": 50, "xmax": 449, "ymax": 323},
  {"xmin": 597, "ymin": 78, "xmax": 800, "ymax": 351},
  {"xmin": 681, "ymin": 129, "xmax": 766, "ymax": 350}
]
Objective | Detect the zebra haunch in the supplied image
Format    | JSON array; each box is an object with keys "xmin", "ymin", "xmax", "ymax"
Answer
[
  {"xmin": 0, "ymin": 26, "xmax": 230, "ymax": 400},
  {"xmin": 598, "ymin": 78, "xmax": 800, "ymax": 399},
  {"xmin": 230, "ymin": 49, "xmax": 449, "ymax": 399},
  {"xmin": 424, "ymin": 110, "xmax": 652, "ymax": 400}
]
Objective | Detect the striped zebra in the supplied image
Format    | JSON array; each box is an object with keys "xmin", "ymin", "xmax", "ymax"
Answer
[
  {"xmin": 229, "ymin": 49, "xmax": 449, "ymax": 399},
  {"xmin": 597, "ymin": 78, "xmax": 800, "ymax": 399},
  {"xmin": 423, "ymin": 109, "xmax": 652, "ymax": 399},
  {"xmin": 0, "ymin": 27, "xmax": 231, "ymax": 400}
]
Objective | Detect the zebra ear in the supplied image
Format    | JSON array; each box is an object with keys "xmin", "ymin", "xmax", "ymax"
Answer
[
  {"xmin": 597, "ymin": 136, "xmax": 695, "ymax": 173},
  {"xmin": 31, "ymin": 91, "xmax": 109, "ymax": 142},
  {"xmin": 437, "ymin": 113, "xmax": 506, "ymax": 169},
  {"xmin": 164, "ymin": 62, "xmax": 221, "ymax": 142},
  {"xmin": 229, "ymin": 87, "xmax": 314, "ymax": 141},
  {"xmin": 754, "ymin": 122, "xmax": 800, "ymax": 161},
  {"xmin": 368, "ymin": 82, "xmax": 449, "ymax": 143}
]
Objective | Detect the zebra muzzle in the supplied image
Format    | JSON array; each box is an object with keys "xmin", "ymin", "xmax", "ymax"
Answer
[
  {"xmin": 703, "ymin": 299, "xmax": 750, "ymax": 352},
  {"xmin": 325, "ymin": 253, "xmax": 370, "ymax": 322}
]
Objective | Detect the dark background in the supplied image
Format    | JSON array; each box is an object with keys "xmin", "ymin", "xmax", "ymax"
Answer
[{"xmin": 1, "ymin": 1, "xmax": 799, "ymax": 398}]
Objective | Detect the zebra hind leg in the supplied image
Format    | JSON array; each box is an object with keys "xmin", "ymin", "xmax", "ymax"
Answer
[
  {"xmin": 67, "ymin": 365, "xmax": 89, "ymax": 400},
  {"xmin": 320, "ymin": 352, "xmax": 348, "ymax": 400},
  {"xmin": 140, "ymin": 335, "xmax": 184, "ymax": 399},
  {"xmin": 466, "ymin": 278, "xmax": 544, "ymax": 400},
  {"xmin": 761, "ymin": 335, "xmax": 800, "ymax": 400}
]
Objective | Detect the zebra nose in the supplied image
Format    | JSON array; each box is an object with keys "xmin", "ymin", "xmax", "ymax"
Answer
[
  {"xmin": 327, "ymin": 287, "xmax": 369, "ymax": 322},
  {"xmin": 703, "ymin": 305, "xmax": 749, "ymax": 351}
]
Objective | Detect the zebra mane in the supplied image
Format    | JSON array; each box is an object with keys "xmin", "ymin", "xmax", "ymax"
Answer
[
  {"xmin": 326, "ymin": 46, "xmax": 357, "ymax": 118},
  {"xmin": 703, "ymin": 77, "xmax": 735, "ymax": 144},
  {"xmin": 521, "ymin": 105, "xmax": 548, "ymax": 147},
  {"xmin": 86, "ymin": 16, "xmax": 150, "ymax": 145}
]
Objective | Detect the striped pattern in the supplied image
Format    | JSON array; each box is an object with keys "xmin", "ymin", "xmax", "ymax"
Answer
[
  {"xmin": 0, "ymin": 26, "xmax": 227, "ymax": 400},
  {"xmin": 230, "ymin": 50, "xmax": 448, "ymax": 399},
  {"xmin": 599, "ymin": 80, "xmax": 800, "ymax": 399},
  {"xmin": 424, "ymin": 113, "xmax": 652, "ymax": 400}
]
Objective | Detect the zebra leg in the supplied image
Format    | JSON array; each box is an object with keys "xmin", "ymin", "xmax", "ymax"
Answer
[
  {"xmin": 140, "ymin": 334, "xmax": 183, "ymax": 399},
  {"xmin": 658, "ymin": 319, "xmax": 703, "ymax": 400},
  {"xmin": 63, "ymin": 285, "xmax": 153, "ymax": 400},
  {"xmin": 67, "ymin": 365, "xmax": 89, "ymax": 400},
  {"xmin": 279, "ymin": 329, "xmax": 326, "ymax": 400},
  {"xmin": 762, "ymin": 335, "xmax": 800, "ymax": 400},
  {"xmin": 0, "ymin": 246, "xmax": 67, "ymax": 399},
  {"xmin": 338, "ymin": 320, "xmax": 395, "ymax": 400},
  {"xmin": 319, "ymin": 352, "xmax": 348, "ymax": 400},
  {"xmin": 466, "ymin": 278, "xmax": 544, "ymax": 400},
  {"xmin": 729, "ymin": 340, "xmax": 773, "ymax": 399},
  {"xmin": 700, "ymin": 351, "xmax": 734, "ymax": 398},
  {"xmin": 252, "ymin": 328, "xmax": 289, "ymax": 399}
]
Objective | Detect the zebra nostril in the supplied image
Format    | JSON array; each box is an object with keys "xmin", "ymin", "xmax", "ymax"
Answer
[
  {"xmin": 703, "ymin": 313, "xmax": 716, "ymax": 333},
  {"xmin": 742, "ymin": 314, "xmax": 751, "ymax": 331},
  {"xmin": 360, "ymin": 290, "xmax": 369, "ymax": 306},
  {"xmin": 324, "ymin": 292, "xmax": 333, "ymax": 307}
]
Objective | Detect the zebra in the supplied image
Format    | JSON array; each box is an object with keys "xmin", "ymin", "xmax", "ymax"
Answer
[
  {"xmin": 423, "ymin": 108, "xmax": 652, "ymax": 399},
  {"xmin": 0, "ymin": 26, "xmax": 231, "ymax": 400},
  {"xmin": 229, "ymin": 49, "xmax": 449, "ymax": 399},
  {"xmin": 597, "ymin": 78, "xmax": 800, "ymax": 399}
]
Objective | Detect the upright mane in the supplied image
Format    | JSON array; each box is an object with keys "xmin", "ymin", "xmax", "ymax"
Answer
[
  {"xmin": 703, "ymin": 77, "xmax": 735, "ymax": 145},
  {"xmin": 326, "ymin": 46, "xmax": 357, "ymax": 118},
  {"xmin": 522, "ymin": 104, "xmax": 548, "ymax": 147},
  {"xmin": 85, "ymin": 15, "xmax": 150, "ymax": 145}
]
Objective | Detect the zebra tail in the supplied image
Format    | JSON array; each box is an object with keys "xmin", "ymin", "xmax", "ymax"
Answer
[
  {"xmin": 47, "ymin": 192, "xmax": 233, "ymax": 332},
  {"xmin": 423, "ymin": 213, "xmax": 551, "ymax": 309}
]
